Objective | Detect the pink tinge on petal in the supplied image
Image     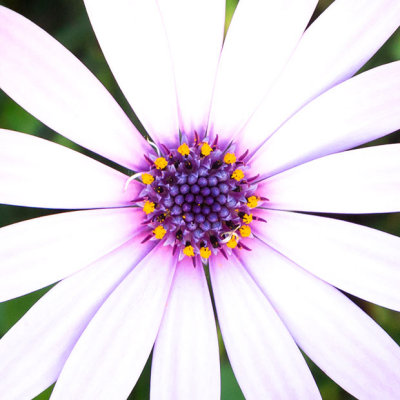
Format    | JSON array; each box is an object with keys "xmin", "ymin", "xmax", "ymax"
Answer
[
  {"xmin": 259, "ymin": 144, "xmax": 400, "ymax": 214},
  {"xmin": 0, "ymin": 6, "xmax": 150, "ymax": 171},
  {"xmin": 0, "ymin": 208, "xmax": 141, "ymax": 301},
  {"xmin": 157, "ymin": 0, "xmax": 225, "ymax": 139},
  {"xmin": 251, "ymin": 61, "xmax": 400, "ymax": 177},
  {"xmin": 240, "ymin": 0, "xmax": 400, "ymax": 155},
  {"xmin": 255, "ymin": 210, "xmax": 400, "ymax": 312},
  {"xmin": 51, "ymin": 245, "xmax": 177, "ymax": 400},
  {"xmin": 209, "ymin": 0, "xmax": 318, "ymax": 142},
  {"xmin": 0, "ymin": 129, "xmax": 142, "ymax": 209},
  {"xmin": 241, "ymin": 238, "xmax": 400, "ymax": 399},
  {"xmin": 210, "ymin": 255, "xmax": 321, "ymax": 400},
  {"xmin": 151, "ymin": 257, "xmax": 220, "ymax": 400},
  {"xmin": 0, "ymin": 235, "xmax": 156, "ymax": 400},
  {"xmin": 84, "ymin": 0, "xmax": 179, "ymax": 148}
]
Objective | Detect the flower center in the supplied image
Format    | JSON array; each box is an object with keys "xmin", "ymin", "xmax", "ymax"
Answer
[{"xmin": 130, "ymin": 135, "xmax": 264, "ymax": 264}]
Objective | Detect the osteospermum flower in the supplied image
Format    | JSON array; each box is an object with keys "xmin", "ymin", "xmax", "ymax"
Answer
[{"xmin": 0, "ymin": 0, "xmax": 400, "ymax": 398}]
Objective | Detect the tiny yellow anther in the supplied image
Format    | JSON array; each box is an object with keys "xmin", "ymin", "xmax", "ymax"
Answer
[
  {"xmin": 183, "ymin": 245, "xmax": 195, "ymax": 257},
  {"xmin": 177, "ymin": 143, "xmax": 190, "ymax": 156},
  {"xmin": 154, "ymin": 157, "xmax": 168, "ymax": 170},
  {"xmin": 153, "ymin": 225, "xmax": 166, "ymax": 239},
  {"xmin": 242, "ymin": 213, "xmax": 253, "ymax": 224},
  {"xmin": 231, "ymin": 169, "xmax": 244, "ymax": 181},
  {"xmin": 200, "ymin": 247, "xmax": 212, "ymax": 259},
  {"xmin": 226, "ymin": 236, "xmax": 238, "ymax": 249},
  {"xmin": 224, "ymin": 153, "xmax": 236, "ymax": 165},
  {"xmin": 239, "ymin": 225, "xmax": 251, "ymax": 238},
  {"xmin": 141, "ymin": 173, "xmax": 154, "ymax": 185},
  {"xmin": 143, "ymin": 200, "xmax": 155, "ymax": 214},
  {"xmin": 201, "ymin": 143, "xmax": 213, "ymax": 156},
  {"xmin": 247, "ymin": 196, "xmax": 259, "ymax": 208}
]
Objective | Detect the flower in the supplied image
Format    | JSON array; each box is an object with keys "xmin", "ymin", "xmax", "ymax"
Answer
[{"xmin": 0, "ymin": 1, "xmax": 400, "ymax": 399}]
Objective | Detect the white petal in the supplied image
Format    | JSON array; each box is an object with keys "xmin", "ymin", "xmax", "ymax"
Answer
[
  {"xmin": 51, "ymin": 245, "xmax": 177, "ymax": 400},
  {"xmin": 0, "ymin": 129, "xmax": 142, "ymax": 209},
  {"xmin": 209, "ymin": 0, "xmax": 318, "ymax": 140},
  {"xmin": 210, "ymin": 256, "xmax": 321, "ymax": 400},
  {"xmin": 255, "ymin": 210, "xmax": 400, "ymax": 311},
  {"xmin": 241, "ymin": 239, "xmax": 400, "ymax": 400},
  {"xmin": 240, "ymin": 0, "xmax": 400, "ymax": 153},
  {"xmin": 0, "ymin": 208, "xmax": 140, "ymax": 301},
  {"xmin": 251, "ymin": 61, "xmax": 400, "ymax": 177},
  {"xmin": 151, "ymin": 258, "xmax": 220, "ymax": 400},
  {"xmin": 157, "ymin": 0, "xmax": 225, "ymax": 138},
  {"xmin": 84, "ymin": 0, "xmax": 179, "ymax": 147},
  {"xmin": 0, "ymin": 6, "xmax": 149, "ymax": 170},
  {"xmin": 0, "ymin": 235, "xmax": 155, "ymax": 400}
]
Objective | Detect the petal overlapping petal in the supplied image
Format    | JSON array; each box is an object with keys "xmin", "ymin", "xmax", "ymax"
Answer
[
  {"xmin": 210, "ymin": 256, "xmax": 321, "ymax": 400},
  {"xmin": 51, "ymin": 245, "xmax": 177, "ymax": 400},
  {"xmin": 151, "ymin": 258, "xmax": 220, "ymax": 400},
  {"xmin": 0, "ymin": 6, "xmax": 149, "ymax": 170}
]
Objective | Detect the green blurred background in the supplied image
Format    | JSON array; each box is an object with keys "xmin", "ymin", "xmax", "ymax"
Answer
[{"xmin": 0, "ymin": 0, "xmax": 399, "ymax": 399}]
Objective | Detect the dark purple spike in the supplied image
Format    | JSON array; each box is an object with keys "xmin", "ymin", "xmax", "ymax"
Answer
[
  {"xmin": 141, "ymin": 234, "xmax": 152, "ymax": 244},
  {"xmin": 220, "ymin": 248, "xmax": 228, "ymax": 260},
  {"xmin": 239, "ymin": 149, "xmax": 249, "ymax": 160},
  {"xmin": 212, "ymin": 134, "xmax": 219, "ymax": 148}
]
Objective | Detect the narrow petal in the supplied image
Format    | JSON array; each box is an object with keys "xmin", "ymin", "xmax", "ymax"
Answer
[
  {"xmin": 0, "ymin": 129, "xmax": 142, "ymax": 209},
  {"xmin": 209, "ymin": 256, "xmax": 321, "ymax": 400},
  {"xmin": 240, "ymin": 239, "xmax": 400, "ymax": 400},
  {"xmin": 0, "ymin": 235, "xmax": 155, "ymax": 400},
  {"xmin": 151, "ymin": 258, "xmax": 220, "ymax": 400},
  {"xmin": 240, "ymin": 0, "xmax": 400, "ymax": 153},
  {"xmin": 209, "ymin": 0, "xmax": 318, "ymax": 139},
  {"xmin": 84, "ymin": 0, "xmax": 179, "ymax": 146},
  {"xmin": 260, "ymin": 144, "xmax": 400, "ymax": 214},
  {"xmin": 0, "ymin": 6, "xmax": 149, "ymax": 170},
  {"xmin": 251, "ymin": 61, "xmax": 400, "ymax": 177},
  {"xmin": 51, "ymin": 246, "xmax": 177, "ymax": 400},
  {"xmin": 255, "ymin": 210, "xmax": 400, "ymax": 311},
  {"xmin": 0, "ymin": 208, "xmax": 141, "ymax": 301},
  {"xmin": 157, "ymin": 0, "xmax": 225, "ymax": 137}
]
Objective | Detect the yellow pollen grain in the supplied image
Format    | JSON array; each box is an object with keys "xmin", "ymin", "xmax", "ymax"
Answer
[
  {"xmin": 242, "ymin": 213, "xmax": 253, "ymax": 224},
  {"xmin": 154, "ymin": 157, "xmax": 168, "ymax": 170},
  {"xmin": 141, "ymin": 173, "xmax": 154, "ymax": 185},
  {"xmin": 231, "ymin": 169, "xmax": 244, "ymax": 181},
  {"xmin": 226, "ymin": 236, "xmax": 238, "ymax": 249},
  {"xmin": 143, "ymin": 200, "xmax": 155, "ymax": 214},
  {"xmin": 224, "ymin": 153, "xmax": 236, "ymax": 165},
  {"xmin": 201, "ymin": 143, "xmax": 213, "ymax": 156},
  {"xmin": 153, "ymin": 225, "xmax": 166, "ymax": 239},
  {"xmin": 177, "ymin": 143, "xmax": 190, "ymax": 156},
  {"xmin": 183, "ymin": 245, "xmax": 195, "ymax": 257},
  {"xmin": 200, "ymin": 247, "xmax": 212, "ymax": 259},
  {"xmin": 247, "ymin": 196, "xmax": 259, "ymax": 208},
  {"xmin": 239, "ymin": 225, "xmax": 251, "ymax": 238}
]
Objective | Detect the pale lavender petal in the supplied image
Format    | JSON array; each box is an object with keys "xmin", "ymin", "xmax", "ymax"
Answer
[
  {"xmin": 209, "ymin": 256, "xmax": 321, "ymax": 400},
  {"xmin": 51, "ymin": 245, "xmax": 177, "ymax": 400},
  {"xmin": 260, "ymin": 144, "xmax": 400, "ymax": 213},
  {"xmin": 0, "ymin": 6, "xmax": 149, "ymax": 170},
  {"xmin": 240, "ymin": 0, "xmax": 400, "ymax": 153},
  {"xmin": 0, "ymin": 129, "xmax": 142, "ymax": 209},
  {"xmin": 84, "ymin": 0, "xmax": 179, "ymax": 147},
  {"xmin": 157, "ymin": 0, "xmax": 225, "ymax": 138},
  {"xmin": 151, "ymin": 258, "xmax": 220, "ymax": 400},
  {"xmin": 0, "ymin": 208, "xmax": 141, "ymax": 301},
  {"xmin": 255, "ymin": 210, "xmax": 400, "ymax": 311},
  {"xmin": 209, "ymin": 0, "xmax": 318, "ymax": 140},
  {"xmin": 240, "ymin": 239, "xmax": 400, "ymax": 399},
  {"xmin": 0, "ymin": 234, "xmax": 155, "ymax": 400},
  {"xmin": 251, "ymin": 61, "xmax": 400, "ymax": 177}
]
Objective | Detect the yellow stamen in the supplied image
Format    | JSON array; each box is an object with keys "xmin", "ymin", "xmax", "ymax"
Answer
[
  {"xmin": 153, "ymin": 225, "xmax": 166, "ymax": 239},
  {"xmin": 154, "ymin": 157, "xmax": 168, "ymax": 170},
  {"xmin": 177, "ymin": 143, "xmax": 190, "ymax": 156},
  {"xmin": 226, "ymin": 236, "xmax": 238, "ymax": 249},
  {"xmin": 201, "ymin": 143, "xmax": 213, "ymax": 156},
  {"xmin": 224, "ymin": 153, "xmax": 236, "ymax": 165},
  {"xmin": 183, "ymin": 245, "xmax": 195, "ymax": 257},
  {"xmin": 247, "ymin": 196, "xmax": 259, "ymax": 208},
  {"xmin": 143, "ymin": 200, "xmax": 155, "ymax": 214},
  {"xmin": 242, "ymin": 213, "xmax": 253, "ymax": 224},
  {"xmin": 141, "ymin": 173, "xmax": 154, "ymax": 185},
  {"xmin": 239, "ymin": 225, "xmax": 251, "ymax": 238},
  {"xmin": 231, "ymin": 169, "xmax": 244, "ymax": 181},
  {"xmin": 200, "ymin": 247, "xmax": 212, "ymax": 259}
]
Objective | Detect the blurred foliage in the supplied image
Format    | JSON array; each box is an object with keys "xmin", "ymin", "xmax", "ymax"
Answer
[{"xmin": 0, "ymin": 0, "xmax": 399, "ymax": 399}]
